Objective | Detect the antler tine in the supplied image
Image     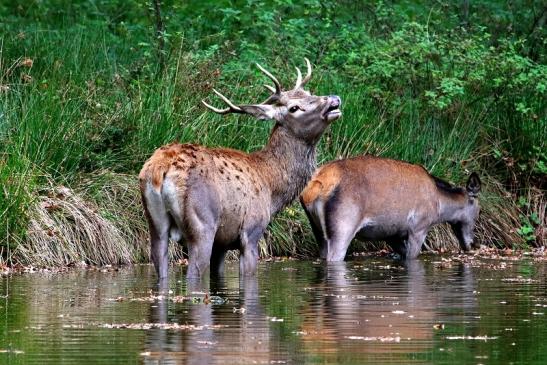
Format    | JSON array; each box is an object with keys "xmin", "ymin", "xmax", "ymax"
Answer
[
  {"xmin": 201, "ymin": 100, "xmax": 230, "ymax": 114},
  {"xmin": 263, "ymin": 84, "xmax": 276, "ymax": 93},
  {"xmin": 293, "ymin": 67, "xmax": 303, "ymax": 90},
  {"xmin": 256, "ymin": 63, "xmax": 281, "ymax": 95},
  {"xmin": 201, "ymin": 88, "xmax": 244, "ymax": 115},
  {"xmin": 212, "ymin": 89, "xmax": 243, "ymax": 111},
  {"xmin": 300, "ymin": 57, "xmax": 312, "ymax": 87}
]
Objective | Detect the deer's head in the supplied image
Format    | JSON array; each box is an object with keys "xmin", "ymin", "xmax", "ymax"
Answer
[
  {"xmin": 202, "ymin": 59, "xmax": 341, "ymax": 144},
  {"xmin": 451, "ymin": 172, "xmax": 482, "ymax": 251}
]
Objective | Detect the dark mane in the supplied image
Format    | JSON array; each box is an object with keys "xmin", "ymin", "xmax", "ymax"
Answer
[{"xmin": 432, "ymin": 175, "xmax": 465, "ymax": 195}]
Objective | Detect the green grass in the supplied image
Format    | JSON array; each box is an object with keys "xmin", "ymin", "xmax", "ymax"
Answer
[{"xmin": 0, "ymin": 1, "xmax": 545, "ymax": 266}]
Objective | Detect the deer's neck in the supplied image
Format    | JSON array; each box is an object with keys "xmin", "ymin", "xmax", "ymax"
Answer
[
  {"xmin": 437, "ymin": 193, "xmax": 467, "ymax": 224},
  {"xmin": 253, "ymin": 125, "xmax": 317, "ymax": 216}
]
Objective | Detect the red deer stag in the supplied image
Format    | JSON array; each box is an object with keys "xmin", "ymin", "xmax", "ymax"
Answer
[
  {"xmin": 139, "ymin": 59, "xmax": 342, "ymax": 279},
  {"xmin": 300, "ymin": 155, "xmax": 481, "ymax": 261}
]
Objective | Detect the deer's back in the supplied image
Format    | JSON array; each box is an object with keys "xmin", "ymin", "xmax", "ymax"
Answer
[
  {"xmin": 139, "ymin": 143, "xmax": 271, "ymax": 224},
  {"xmin": 302, "ymin": 155, "xmax": 439, "ymax": 220}
]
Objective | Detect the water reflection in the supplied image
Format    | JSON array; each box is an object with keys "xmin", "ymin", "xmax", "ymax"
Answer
[
  {"xmin": 296, "ymin": 260, "xmax": 477, "ymax": 362},
  {"xmin": 144, "ymin": 275, "xmax": 279, "ymax": 365},
  {"xmin": 1, "ymin": 258, "xmax": 546, "ymax": 365}
]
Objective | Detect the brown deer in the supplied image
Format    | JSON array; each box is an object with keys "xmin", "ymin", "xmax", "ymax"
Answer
[
  {"xmin": 300, "ymin": 155, "xmax": 481, "ymax": 261},
  {"xmin": 139, "ymin": 59, "xmax": 342, "ymax": 279}
]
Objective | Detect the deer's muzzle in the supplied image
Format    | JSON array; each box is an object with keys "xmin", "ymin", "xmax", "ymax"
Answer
[{"xmin": 323, "ymin": 95, "xmax": 342, "ymax": 122}]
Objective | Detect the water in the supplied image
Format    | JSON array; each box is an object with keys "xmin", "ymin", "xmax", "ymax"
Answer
[{"xmin": 1, "ymin": 256, "xmax": 546, "ymax": 364}]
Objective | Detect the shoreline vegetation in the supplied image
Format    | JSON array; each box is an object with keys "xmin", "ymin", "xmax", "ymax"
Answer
[{"xmin": 0, "ymin": 1, "xmax": 545, "ymax": 267}]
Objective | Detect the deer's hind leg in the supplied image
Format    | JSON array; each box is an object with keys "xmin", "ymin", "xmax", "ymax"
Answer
[
  {"xmin": 301, "ymin": 200, "xmax": 329, "ymax": 259},
  {"xmin": 142, "ymin": 183, "xmax": 171, "ymax": 280},
  {"xmin": 185, "ymin": 215, "xmax": 218, "ymax": 279},
  {"xmin": 182, "ymin": 182, "xmax": 221, "ymax": 279},
  {"xmin": 324, "ymin": 199, "xmax": 362, "ymax": 262}
]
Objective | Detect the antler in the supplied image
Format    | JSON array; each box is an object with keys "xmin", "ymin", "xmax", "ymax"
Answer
[
  {"xmin": 294, "ymin": 58, "xmax": 312, "ymax": 90},
  {"xmin": 201, "ymin": 88, "xmax": 245, "ymax": 114},
  {"xmin": 256, "ymin": 63, "xmax": 282, "ymax": 97},
  {"xmin": 202, "ymin": 62, "xmax": 284, "ymax": 113}
]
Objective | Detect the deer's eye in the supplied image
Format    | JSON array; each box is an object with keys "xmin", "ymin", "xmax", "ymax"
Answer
[{"xmin": 289, "ymin": 105, "xmax": 300, "ymax": 113}]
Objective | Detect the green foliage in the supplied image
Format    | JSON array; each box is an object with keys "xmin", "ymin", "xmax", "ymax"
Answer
[
  {"xmin": 0, "ymin": 154, "xmax": 36, "ymax": 251},
  {"xmin": 516, "ymin": 196, "xmax": 542, "ymax": 245}
]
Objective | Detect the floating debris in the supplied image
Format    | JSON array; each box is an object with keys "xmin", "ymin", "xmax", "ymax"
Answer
[
  {"xmin": 501, "ymin": 278, "xmax": 539, "ymax": 283},
  {"xmin": 107, "ymin": 294, "xmax": 226, "ymax": 304},
  {"xmin": 233, "ymin": 307, "xmax": 246, "ymax": 314},
  {"xmin": 100, "ymin": 323, "xmax": 226, "ymax": 331},
  {"xmin": 433, "ymin": 323, "xmax": 445, "ymax": 330},
  {"xmin": 391, "ymin": 310, "xmax": 405, "ymax": 314},
  {"xmin": 446, "ymin": 335, "xmax": 498, "ymax": 341},
  {"xmin": 346, "ymin": 336, "xmax": 401, "ymax": 342},
  {"xmin": 269, "ymin": 317, "xmax": 284, "ymax": 322}
]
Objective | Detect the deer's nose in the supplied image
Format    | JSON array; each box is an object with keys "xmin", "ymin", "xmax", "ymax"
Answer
[{"xmin": 329, "ymin": 95, "xmax": 341, "ymax": 108}]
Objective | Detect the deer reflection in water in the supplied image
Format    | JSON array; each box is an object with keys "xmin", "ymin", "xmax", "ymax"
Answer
[
  {"xmin": 296, "ymin": 259, "xmax": 477, "ymax": 361},
  {"xmin": 143, "ymin": 275, "xmax": 285, "ymax": 365}
]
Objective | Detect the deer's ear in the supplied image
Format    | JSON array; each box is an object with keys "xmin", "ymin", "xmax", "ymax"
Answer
[{"xmin": 240, "ymin": 105, "xmax": 277, "ymax": 120}]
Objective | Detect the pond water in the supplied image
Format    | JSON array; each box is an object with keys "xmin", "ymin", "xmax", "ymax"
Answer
[{"xmin": 1, "ymin": 255, "xmax": 546, "ymax": 364}]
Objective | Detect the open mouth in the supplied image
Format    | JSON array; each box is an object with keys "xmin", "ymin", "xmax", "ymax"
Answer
[
  {"xmin": 323, "ymin": 96, "xmax": 342, "ymax": 121},
  {"xmin": 326, "ymin": 103, "xmax": 340, "ymax": 113}
]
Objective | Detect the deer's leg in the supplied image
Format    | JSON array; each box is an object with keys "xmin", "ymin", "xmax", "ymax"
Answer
[
  {"xmin": 184, "ymin": 186, "xmax": 220, "ymax": 279},
  {"xmin": 326, "ymin": 227, "xmax": 356, "ymax": 261},
  {"xmin": 301, "ymin": 201, "xmax": 328, "ymax": 259},
  {"xmin": 239, "ymin": 225, "xmax": 265, "ymax": 276},
  {"xmin": 404, "ymin": 230, "xmax": 428, "ymax": 260},
  {"xmin": 210, "ymin": 245, "xmax": 227, "ymax": 277},
  {"xmin": 142, "ymin": 187, "xmax": 170, "ymax": 280},
  {"xmin": 186, "ymin": 229, "xmax": 215, "ymax": 279},
  {"xmin": 325, "ymin": 202, "xmax": 360, "ymax": 262},
  {"xmin": 150, "ymin": 225, "xmax": 170, "ymax": 280}
]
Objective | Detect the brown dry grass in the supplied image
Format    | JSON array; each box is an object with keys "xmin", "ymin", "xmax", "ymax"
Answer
[{"xmin": 13, "ymin": 172, "xmax": 185, "ymax": 267}]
